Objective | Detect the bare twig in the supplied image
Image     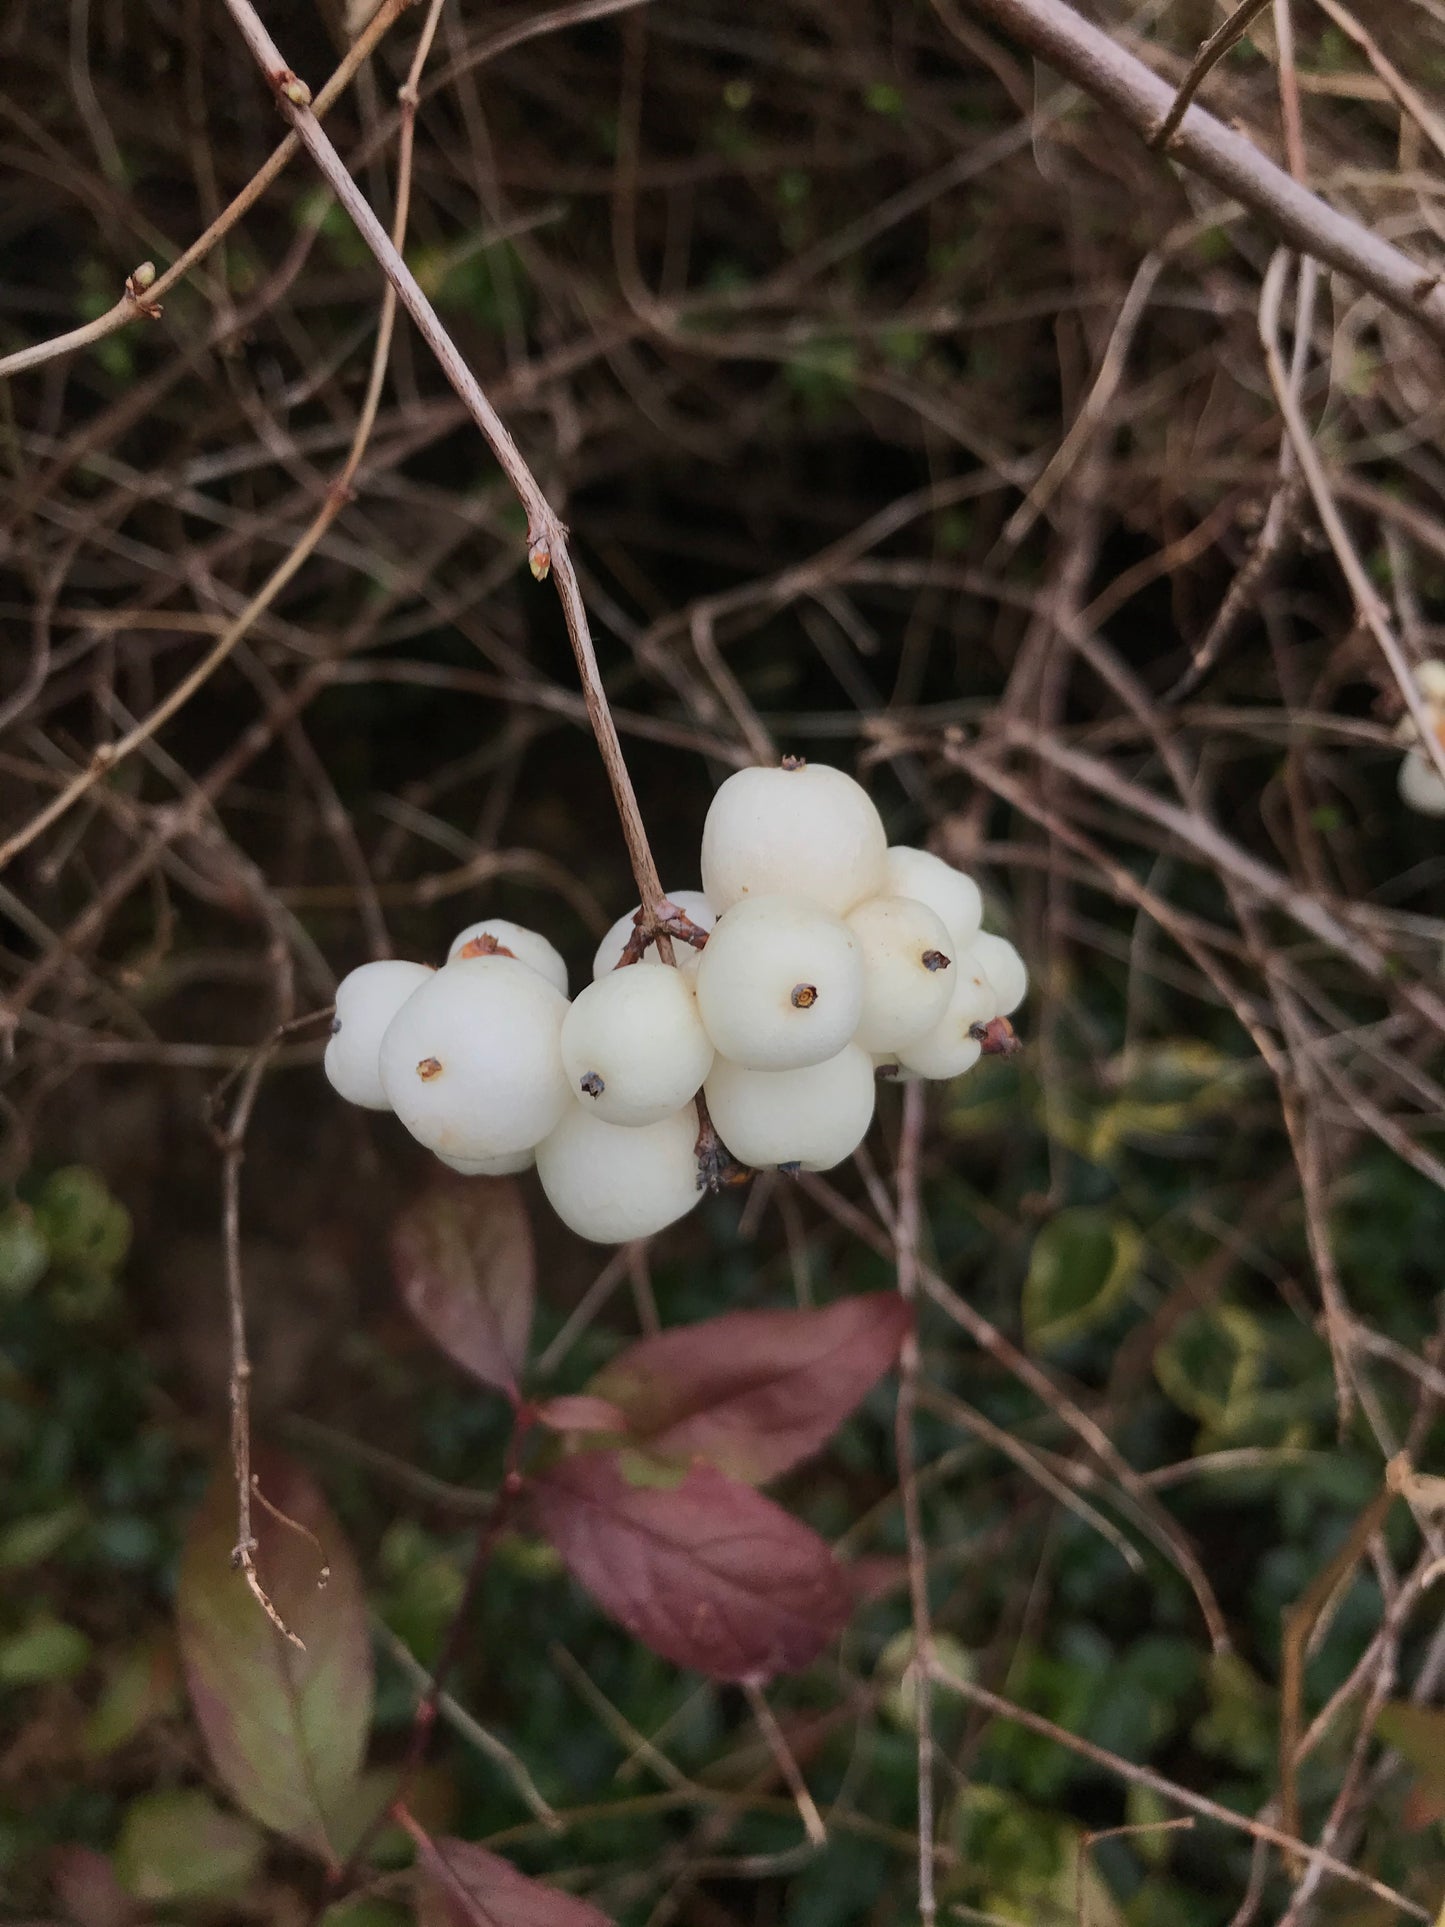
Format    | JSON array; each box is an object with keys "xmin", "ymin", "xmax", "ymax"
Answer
[
  {"xmin": 949, "ymin": 0, "xmax": 1445, "ymax": 346},
  {"xmin": 1149, "ymin": 0, "xmax": 1274, "ymax": 152}
]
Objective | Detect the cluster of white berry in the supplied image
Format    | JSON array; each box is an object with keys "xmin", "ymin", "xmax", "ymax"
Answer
[
  {"xmin": 1397, "ymin": 659, "xmax": 1445, "ymax": 818},
  {"xmin": 324, "ymin": 760, "xmax": 1026, "ymax": 1243}
]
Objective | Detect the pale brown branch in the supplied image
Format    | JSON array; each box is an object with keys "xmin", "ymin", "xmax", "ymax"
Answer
[
  {"xmin": 1149, "ymin": 0, "xmax": 1274, "ymax": 152},
  {"xmin": 0, "ymin": 0, "xmax": 418, "ymax": 384},
  {"xmin": 949, "ymin": 0, "xmax": 1445, "ymax": 347},
  {"xmin": 219, "ymin": 0, "xmax": 669, "ymax": 920}
]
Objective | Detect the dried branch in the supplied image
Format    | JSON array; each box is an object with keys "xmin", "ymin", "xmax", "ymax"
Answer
[{"xmin": 948, "ymin": 0, "xmax": 1445, "ymax": 346}]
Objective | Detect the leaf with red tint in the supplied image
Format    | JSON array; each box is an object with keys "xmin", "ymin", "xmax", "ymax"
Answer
[
  {"xmin": 414, "ymin": 1832, "xmax": 613, "ymax": 1927},
  {"xmin": 586, "ymin": 1293, "xmax": 910, "ymax": 1484},
  {"xmin": 392, "ymin": 1175, "xmax": 534, "ymax": 1398},
  {"xmin": 532, "ymin": 1395, "xmax": 628, "ymax": 1436},
  {"xmin": 530, "ymin": 1452, "xmax": 852, "ymax": 1682},
  {"xmin": 176, "ymin": 1452, "xmax": 372, "ymax": 1862},
  {"xmin": 50, "ymin": 1846, "xmax": 136, "ymax": 1927}
]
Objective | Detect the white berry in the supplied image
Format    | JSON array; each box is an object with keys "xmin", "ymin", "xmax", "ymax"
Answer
[
  {"xmin": 325, "ymin": 960, "xmax": 435, "ymax": 1111},
  {"xmin": 446, "ymin": 918, "xmax": 567, "ymax": 995},
  {"xmin": 694, "ymin": 894, "xmax": 863, "ymax": 1070},
  {"xmin": 378, "ymin": 955, "xmax": 570, "ymax": 1159},
  {"xmin": 437, "ymin": 1147, "xmax": 534, "ymax": 1176},
  {"xmin": 704, "ymin": 1045, "xmax": 876, "ymax": 1172},
  {"xmin": 969, "ymin": 930, "xmax": 1028, "ymax": 1016},
  {"xmin": 1415, "ymin": 658, "xmax": 1445, "ymax": 705},
  {"xmin": 562, "ymin": 966, "xmax": 714, "ymax": 1126},
  {"xmin": 883, "ymin": 845, "xmax": 983, "ymax": 951},
  {"xmin": 591, "ymin": 889, "xmax": 716, "ymax": 978},
  {"xmin": 845, "ymin": 895, "xmax": 956, "ymax": 1052},
  {"xmin": 895, "ymin": 945, "xmax": 999, "ymax": 1080},
  {"xmin": 1400, "ymin": 748, "xmax": 1445, "ymax": 817},
  {"xmin": 700, "ymin": 761, "xmax": 886, "ymax": 917},
  {"xmin": 536, "ymin": 1103, "xmax": 702, "ymax": 1243}
]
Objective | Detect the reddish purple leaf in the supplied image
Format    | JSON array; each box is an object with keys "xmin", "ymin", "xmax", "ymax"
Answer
[
  {"xmin": 532, "ymin": 1395, "xmax": 628, "ymax": 1436},
  {"xmin": 530, "ymin": 1451, "xmax": 853, "ymax": 1682},
  {"xmin": 50, "ymin": 1847, "xmax": 136, "ymax": 1927},
  {"xmin": 586, "ymin": 1293, "xmax": 910, "ymax": 1484},
  {"xmin": 415, "ymin": 1833, "xmax": 613, "ymax": 1927},
  {"xmin": 392, "ymin": 1175, "xmax": 534, "ymax": 1397},
  {"xmin": 175, "ymin": 1451, "xmax": 372, "ymax": 1861}
]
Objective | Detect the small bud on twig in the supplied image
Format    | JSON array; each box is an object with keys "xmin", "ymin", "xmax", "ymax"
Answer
[
  {"xmin": 279, "ymin": 71, "xmax": 313, "ymax": 107},
  {"xmin": 527, "ymin": 532, "xmax": 552, "ymax": 581}
]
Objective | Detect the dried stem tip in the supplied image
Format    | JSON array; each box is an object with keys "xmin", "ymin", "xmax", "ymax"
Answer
[{"xmin": 969, "ymin": 1016, "xmax": 1022, "ymax": 1058}]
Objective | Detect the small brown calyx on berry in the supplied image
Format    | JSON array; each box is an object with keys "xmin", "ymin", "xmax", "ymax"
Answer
[
  {"xmin": 969, "ymin": 1016, "xmax": 1022, "ymax": 1057},
  {"xmin": 780, "ymin": 753, "xmax": 807, "ymax": 772},
  {"xmin": 579, "ymin": 1071, "xmax": 605, "ymax": 1098},
  {"xmin": 456, "ymin": 933, "xmax": 516, "ymax": 961},
  {"xmin": 921, "ymin": 949, "xmax": 951, "ymax": 973},
  {"xmin": 777, "ymin": 1160, "xmax": 802, "ymax": 1178},
  {"xmin": 790, "ymin": 983, "xmax": 818, "ymax": 1009},
  {"xmin": 416, "ymin": 1056, "xmax": 443, "ymax": 1081}
]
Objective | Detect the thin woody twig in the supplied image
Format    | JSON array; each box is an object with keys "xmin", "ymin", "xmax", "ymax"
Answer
[
  {"xmin": 892, "ymin": 1079, "xmax": 936, "ymax": 1927},
  {"xmin": 1149, "ymin": 0, "xmax": 1274, "ymax": 152},
  {"xmin": 219, "ymin": 0, "xmax": 670, "ymax": 926},
  {"xmin": 949, "ymin": 0, "xmax": 1445, "ymax": 348},
  {"xmin": 0, "ymin": 0, "xmax": 419, "ymax": 383}
]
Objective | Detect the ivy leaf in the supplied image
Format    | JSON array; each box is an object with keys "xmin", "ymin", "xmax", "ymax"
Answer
[
  {"xmin": 585, "ymin": 1293, "xmax": 910, "ymax": 1484},
  {"xmin": 530, "ymin": 1451, "xmax": 852, "ymax": 1682},
  {"xmin": 176, "ymin": 1452, "xmax": 372, "ymax": 1863},
  {"xmin": 1022, "ymin": 1208, "xmax": 1141, "ymax": 1351},
  {"xmin": 392, "ymin": 1176, "xmax": 534, "ymax": 1398},
  {"xmin": 414, "ymin": 1832, "xmax": 613, "ymax": 1927}
]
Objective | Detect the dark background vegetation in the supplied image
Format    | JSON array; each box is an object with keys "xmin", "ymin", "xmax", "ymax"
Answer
[{"xmin": 3, "ymin": 0, "xmax": 1445, "ymax": 1920}]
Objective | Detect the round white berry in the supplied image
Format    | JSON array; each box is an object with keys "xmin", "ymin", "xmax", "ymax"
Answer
[
  {"xmin": 445, "ymin": 918, "xmax": 567, "ymax": 995},
  {"xmin": 325, "ymin": 960, "xmax": 435, "ymax": 1111},
  {"xmin": 845, "ymin": 895, "xmax": 956, "ymax": 1052},
  {"xmin": 694, "ymin": 894, "xmax": 864, "ymax": 1070},
  {"xmin": 591, "ymin": 889, "xmax": 716, "ymax": 978},
  {"xmin": 437, "ymin": 1147, "xmax": 534, "ymax": 1176},
  {"xmin": 562, "ymin": 966, "xmax": 714, "ymax": 1126},
  {"xmin": 969, "ymin": 930, "xmax": 1027, "ymax": 1016},
  {"xmin": 1400, "ymin": 747, "xmax": 1445, "ymax": 817},
  {"xmin": 1415, "ymin": 659, "xmax": 1445, "ymax": 705},
  {"xmin": 704, "ymin": 1045, "xmax": 876, "ymax": 1172},
  {"xmin": 895, "ymin": 945, "xmax": 999, "ymax": 1080},
  {"xmin": 536, "ymin": 1103, "xmax": 702, "ymax": 1244},
  {"xmin": 378, "ymin": 955, "xmax": 570, "ymax": 1159},
  {"xmin": 883, "ymin": 845, "xmax": 983, "ymax": 951},
  {"xmin": 700, "ymin": 761, "xmax": 887, "ymax": 917}
]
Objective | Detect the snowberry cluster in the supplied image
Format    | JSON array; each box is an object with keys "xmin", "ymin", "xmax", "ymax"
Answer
[
  {"xmin": 1397, "ymin": 659, "xmax": 1445, "ymax": 818},
  {"xmin": 325, "ymin": 760, "xmax": 1026, "ymax": 1243}
]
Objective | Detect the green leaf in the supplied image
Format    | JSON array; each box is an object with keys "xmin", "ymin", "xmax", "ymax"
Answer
[
  {"xmin": 1154, "ymin": 1305, "xmax": 1265, "ymax": 1431},
  {"xmin": 84, "ymin": 1637, "xmax": 182, "ymax": 1756},
  {"xmin": 0, "ymin": 1614, "xmax": 91, "ymax": 1686},
  {"xmin": 33, "ymin": 1166, "xmax": 130, "ymax": 1275},
  {"xmin": 1377, "ymin": 1702, "xmax": 1445, "ymax": 1801},
  {"xmin": 1023, "ymin": 1208, "xmax": 1142, "ymax": 1350},
  {"xmin": 115, "ymin": 1788, "xmax": 264, "ymax": 1902},
  {"xmin": 0, "ymin": 1200, "xmax": 49, "ymax": 1299},
  {"xmin": 176, "ymin": 1452, "xmax": 373, "ymax": 1862},
  {"xmin": 0, "ymin": 1500, "xmax": 86, "ymax": 1569}
]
